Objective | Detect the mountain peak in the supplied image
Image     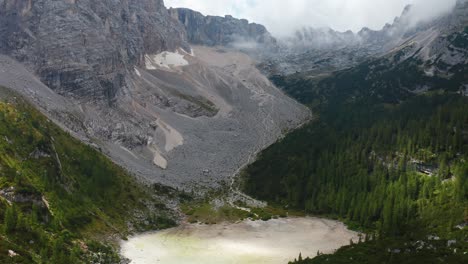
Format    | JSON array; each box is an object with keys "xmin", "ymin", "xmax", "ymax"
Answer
[{"xmin": 169, "ymin": 8, "xmax": 277, "ymax": 48}]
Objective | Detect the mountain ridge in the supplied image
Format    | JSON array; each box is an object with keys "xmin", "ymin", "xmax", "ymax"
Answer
[
  {"xmin": 261, "ymin": 0, "xmax": 468, "ymax": 77},
  {"xmin": 169, "ymin": 7, "xmax": 277, "ymax": 49}
]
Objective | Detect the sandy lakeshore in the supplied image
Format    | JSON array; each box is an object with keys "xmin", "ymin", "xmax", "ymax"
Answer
[{"xmin": 121, "ymin": 217, "xmax": 358, "ymax": 264}]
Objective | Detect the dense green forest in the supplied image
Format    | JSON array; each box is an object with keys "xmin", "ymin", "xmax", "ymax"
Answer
[
  {"xmin": 244, "ymin": 25, "xmax": 468, "ymax": 263},
  {"xmin": 0, "ymin": 87, "xmax": 175, "ymax": 263},
  {"xmin": 244, "ymin": 93, "xmax": 468, "ymax": 262},
  {"xmin": 289, "ymin": 237, "xmax": 467, "ymax": 264},
  {"xmin": 245, "ymin": 94, "xmax": 467, "ymax": 236}
]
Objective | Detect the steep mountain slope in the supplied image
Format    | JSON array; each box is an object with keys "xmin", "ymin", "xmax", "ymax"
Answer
[
  {"xmin": 0, "ymin": 0, "xmax": 188, "ymax": 102},
  {"xmin": 243, "ymin": 2, "xmax": 468, "ymax": 263},
  {"xmin": 270, "ymin": 0, "xmax": 468, "ymax": 108},
  {"xmin": 262, "ymin": 0, "xmax": 467, "ymax": 77},
  {"xmin": 0, "ymin": 87, "xmax": 176, "ymax": 263},
  {"xmin": 0, "ymin": 0, "xmax": 310, "ymax": 191}
]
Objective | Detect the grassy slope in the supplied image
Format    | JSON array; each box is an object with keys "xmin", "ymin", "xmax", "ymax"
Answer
[{"xmin": 0, "ymin": 87, "xmax": 175, "ymax": 263}]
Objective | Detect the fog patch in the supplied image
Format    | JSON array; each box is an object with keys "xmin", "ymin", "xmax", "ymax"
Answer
[
  {"xmin": 407, "ymin": 0, "xmax": 457, "ymax": 27},
  {"xmin": 231, "ymin": 40, "xmax": 260, "ymax": 50},
  {"xmin": 166, "ymin": 0, "xmax": 458, "ymax": 38}
]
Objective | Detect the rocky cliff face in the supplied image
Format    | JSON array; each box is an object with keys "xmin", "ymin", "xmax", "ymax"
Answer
[
  {"xmin": 0, "ymin": 0, "xmax": 188, "ymax": 101},
  {"xmin": 169, "ymin": 8, "xmax": 277, "ymax": 49},
  {"xmin": 0, "ymin": 1, "xmax": 310, "ymax": 191}
]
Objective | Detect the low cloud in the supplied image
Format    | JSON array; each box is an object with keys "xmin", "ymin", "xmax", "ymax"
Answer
[{"xmin": 165, "ymin": 0, "xmax": 457, "ymax": 37}]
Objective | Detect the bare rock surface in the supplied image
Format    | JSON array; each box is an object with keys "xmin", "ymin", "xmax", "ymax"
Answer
[
  {"xmin": 0, "ymin": 0, "xmax": 310, "ymax": 191},
  {"xmin": 169, "ymin": 8, "xmax": 277, "ymax": 49},
  {"xmin": 0, "ymin": 46, "xmax": 310, "ymax": 190},
  {"xmin": 97, "ymin": 46, "xmax": 310, "ymax": 189},
  {"xmin": 0, "ymin": 0, "xmax": 188, "ymax": 101}
]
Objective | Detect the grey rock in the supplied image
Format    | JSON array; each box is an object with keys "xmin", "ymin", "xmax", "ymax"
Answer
[
  {"xmin": 0, "ymin": 44, "xmax": 311, "ymax": 191},
  {"xmin": 169, "ymin": 8, "xmax": 277, "ymax": 49},
  {"xmin": 0, "ymin": 1, "xmax": 309, "ymax": 193},
  {"xmin": 0, "ymin": 0, "xmax": 189, "ymax": 101},
  {"xmin": 0, "ymin": 186, "xmax": 45, "ymax": 207},
  {"xmin": 447, "ymin": 240, "xmax": 457, "ymax": 247}
]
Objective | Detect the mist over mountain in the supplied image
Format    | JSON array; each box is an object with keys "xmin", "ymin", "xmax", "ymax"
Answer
[
  {"xmin": 257, "ymin": 0, "xmax": 468, "ymax": 76},
  {"xmin": 0, "ymin": 0, "xmax": 466, "ymax": 263},
  {"xmin": 166, "ymin": 0, "xmax": 457, "ymax": 37},
  {"xmin": 284, "ymin": 0, "xmax": 461, "ymax": 50},
  {"xmin": 169, "ymin": 7, "xmax": 277, "ymax": 48}
]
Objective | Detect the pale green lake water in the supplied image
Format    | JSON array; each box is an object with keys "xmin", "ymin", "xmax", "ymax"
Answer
[{"xmin": 121, "ymin": 217, "xmax": 358, "ymax": 264}]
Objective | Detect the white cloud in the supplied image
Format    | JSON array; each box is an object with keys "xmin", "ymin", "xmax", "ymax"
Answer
[{"xmin": 165, "ymin": 0, "xmax": 457, "ymax": 37}]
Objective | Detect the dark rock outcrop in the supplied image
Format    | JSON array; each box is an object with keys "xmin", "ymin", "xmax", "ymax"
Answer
[
  {"xmin": 0, "ymin": 0, "xmax": 189, "ymax": 101},
  {"xmin": 169, "ymin": 8, "xmax": 277, "ymax": 48}
]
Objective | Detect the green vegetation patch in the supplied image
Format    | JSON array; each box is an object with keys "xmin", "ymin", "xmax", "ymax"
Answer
[
  {"xmin": 0, "ymin": 88, "xmax": 175, "ymax": 263},
  {"xmin": 243, "ymin": 90, "xmax": 468, "ymax": 262},
  {"xmin": 244, "ymin": 94, "xmax": 467, "ymax": 237},
  {"xmin": 173, "ymin": 91, "xmax": 219, "ymax": 116},
  {"xmin": 181, "ymin": 202, "xmax": 251, "ymax": 224},
  {"xmin": 181, "ymin": 198, "xmax": 303, "ymax": 224},
  {"xmin": 289, "ymin": 237, "xmax": 468, "ymax": 264}
]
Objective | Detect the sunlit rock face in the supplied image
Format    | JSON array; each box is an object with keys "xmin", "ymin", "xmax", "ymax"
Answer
[{"xmin": 121, "ymin": 218, "xmax": 358, "ymax": 264}]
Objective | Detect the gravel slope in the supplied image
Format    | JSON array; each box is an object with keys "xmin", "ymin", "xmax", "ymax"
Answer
[{"xmin": 0, "ymin": 46, "xmax": 310, "ymax": 191}]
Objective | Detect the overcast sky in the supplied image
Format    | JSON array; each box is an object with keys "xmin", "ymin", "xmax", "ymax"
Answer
[{"xmin": 165, "ymin": 0, "xmax": 457, "ymax": 37}]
